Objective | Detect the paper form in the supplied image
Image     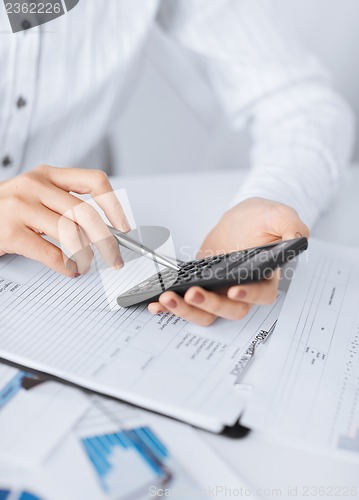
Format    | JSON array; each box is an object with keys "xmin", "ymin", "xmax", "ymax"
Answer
[
  {"xmin": 0, "ymin": 364, "xmax": 88, "ymax": 467},
  {"xmin": 242, "ymin": 239, "xmax": 359, "ymax": 458},
  {"xmin": 51, "ymin": 397, "xmax": 251, "ymax": 499},
  {"xmin": 1, "ymin": 396, "xmax": 253, "ymax": 500},
  {"xmin": 0, "ymin": 252, "xmax": 283, "ymax": 431},
  {"xmin": 45, "ymin": 398, "xmax": 211, "ymax": 500}
]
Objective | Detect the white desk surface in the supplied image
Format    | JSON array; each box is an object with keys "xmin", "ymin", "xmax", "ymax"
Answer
[{"xmin": 112, "ymin": 167, "xmax": 359, "ymax": 498}]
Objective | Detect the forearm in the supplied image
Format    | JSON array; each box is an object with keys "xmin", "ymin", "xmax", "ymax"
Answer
[
  {"xmin": 158, "ymin": 1, "xmax": 356, "ymax": 227},
  {"xmin": 233, "ymin": 84, "xmax": 356, "ymax": 228}
]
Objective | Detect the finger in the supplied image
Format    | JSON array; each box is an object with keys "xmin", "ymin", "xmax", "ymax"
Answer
[
  {"xmin": 148, "ymin": 302, "xmax": 169, "ymax": 314},
  {"xmin": 159, "ymin": 291, "xmax": 217, "ymax": 326},
  {"xmin": 227, "ymin": 271, "xmax": 280, "ymax": 305},
  {"xmin": 38, "ymin": 185, "xmax": 123, "ymax": 269},
  {"xmin": 39, "ymin": 166, "xmax": 130, "ymax": 232},
  {"xmin": 12, "ymin": 228, "xmax": 78, "ymax": 277},
  {"xmin": 149, "ymin": 289, "xmax": 229, "ymax": 315},
  {"xmin": 276, "ymin": 210, "xmax": 309, "ymax": 241},
  {"xmin": 24, "ymin": 205, "xmax": 94, "ymax": 275},
  {"xmin": 184, "ymin": 286, "xmax": 252, "ymax": 321},
  {"xmin": 282, "ymin": 221, "xmax": 309, "ymax": 240}
]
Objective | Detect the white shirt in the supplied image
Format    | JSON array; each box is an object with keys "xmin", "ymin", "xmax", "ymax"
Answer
[{"xmin": 0, "ymin": 0, "xmax": 355, "ymax": 227}]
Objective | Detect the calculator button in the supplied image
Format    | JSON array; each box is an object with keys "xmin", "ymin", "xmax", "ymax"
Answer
[
  {"xmin": 181, "ymin": 274, "xmax": 192, "ymax": 281},
  {"xmin": 138, "ymin": 280, "xmax": 152, "ymax": 288}
]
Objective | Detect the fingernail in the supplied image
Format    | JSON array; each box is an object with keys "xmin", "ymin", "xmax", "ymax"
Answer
[
  {"xmin": 121, "ymin": 218, "xmax": 131, "ymax": 233},
  {"xmin": 295, "ymin": 232, "xmax": 302, "ymax": 238},
  {"xmin": 234, "ymin": 289, "xmax": 246, "ymax": 300},
  {"xmin": 66, "ymin": 258, "xmax": 78, "ymax": 276},
  {"xmin": 164, "ymin": 298, "xmax": 177, "ymax": 309},
  {"xmin": 148, "ymin": 304, "xmax": 163, "ymax": 315},
  {"xmin": 191, "ymin": 291, "xmax": 205, "ymax": 304},
  {"xmin": 74, "ymin": 273, "xmax": 81, "ymax": 278},
  {"xmin": 115, "ymin": 256, "xmax": 124, "ymax": 270}
]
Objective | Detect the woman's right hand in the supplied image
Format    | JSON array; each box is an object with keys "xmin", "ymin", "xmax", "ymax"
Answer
[{"xmin": 0, "ymin": 165, "xmax": 130, "ymax": 277}]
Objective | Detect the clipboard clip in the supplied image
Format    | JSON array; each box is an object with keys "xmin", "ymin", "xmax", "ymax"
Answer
[{"xmin": 231, "ymin": 320, "xmax": 278, "ymax": 387}]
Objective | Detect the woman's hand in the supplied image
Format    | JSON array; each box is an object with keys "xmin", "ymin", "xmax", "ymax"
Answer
[
  {"xmin": 148, "ymin": 198, "xmax": 309, "ymax": 326},
  {"xmin": 0, "ymin": 165, "xmax": 130, "ymax": 277}
]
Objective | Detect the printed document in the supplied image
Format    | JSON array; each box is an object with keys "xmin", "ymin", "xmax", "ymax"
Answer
[
  {"xmin": 40, "ymin": 397, "xmax": 253, "ymax": 499},
  {"xmin": 242, "ymin": 239, "xmax": 359, "ymax": 458},
  {"xmin": 0, "ymin": 363, "xmax": 88, "ymax": 467},
  {"xmin": 0, "ymin": 393, "xmax": 253, "ymax": 500},
  {"xmin": 0, "ymin": 252, "xmax": 283, "ymax": 432}
]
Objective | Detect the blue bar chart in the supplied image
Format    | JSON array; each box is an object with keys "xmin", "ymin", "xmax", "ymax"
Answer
[
  {"xmin": 0, "ymin": 489, "xmax": 42, "ymax": 500},
  {"xmin": 0, "ymin": 370, "xmax": 39, "ymax": 409},
  {"xmin": 80, "ymin": 419, "xmax": 172, "ymax": 497}
]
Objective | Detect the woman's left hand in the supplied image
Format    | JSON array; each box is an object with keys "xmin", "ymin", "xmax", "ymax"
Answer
[{"xmin": 148, "ymin": 197, "xmax": 309, "ymax": 326}]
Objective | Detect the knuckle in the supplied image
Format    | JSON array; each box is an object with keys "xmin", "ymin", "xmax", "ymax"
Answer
[
  {"xmin": 15, "ymin": 173, "xmax": 33, "ymax": 190},
  {"xmin": 4, "ymin": 196, "xmax": 28, "ymax": 219},
  {"xmin": 3, "ymin": 194, "xmax": 21, "ymax": 212},
  {"xmin": 32, "ymin": 164, "xmax": 55, "ymax": 180},
  {"xmin": 92, "ymin": 170, "xmax": 109, "ymax": 187},
  {"xmin": 16, "ymin": 171, "xmax": 44, "ymax": 192},
  {"xmin": 76, "ymin": 202, "xmax": 98, "ymax": 225},
  {"xmin": 273, "ymin": 203, "xmax": 296, "ymax": 218},
  {"xmin": 33, "ymin": 164, "xmax": 50, "ymax": 176}
]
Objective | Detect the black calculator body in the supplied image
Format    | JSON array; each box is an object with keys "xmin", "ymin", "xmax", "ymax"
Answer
[{"xmin": 116, "ymin": 237, "xmax": 308, "ymax": 308}]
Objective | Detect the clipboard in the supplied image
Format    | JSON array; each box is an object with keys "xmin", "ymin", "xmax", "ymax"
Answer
[
  {"xmin": 0, "ymin": 356, "xmax": 251, "ymax": 437},
  {"xmin": 0, "ymin": 225, "xmax": 287, "ymax": 436},
  {"xmin": 0, "ymin": 319, "xmax": 277, "ymax": 438}
]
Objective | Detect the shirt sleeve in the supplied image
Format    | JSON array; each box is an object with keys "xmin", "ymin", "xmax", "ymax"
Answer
[{"xmin": 156, "ymin": 0, "xmax": 356, "ymax": 228}]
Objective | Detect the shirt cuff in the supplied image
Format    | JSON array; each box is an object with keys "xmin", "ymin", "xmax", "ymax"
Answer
[{"xmin": 229, "ymin": 170, "xmax": 332, "ymax": 230}]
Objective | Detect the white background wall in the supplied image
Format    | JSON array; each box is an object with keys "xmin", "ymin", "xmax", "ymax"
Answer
[{"xmin": 112, "ymin": 0, "xmax": 359, "ymax": 176}]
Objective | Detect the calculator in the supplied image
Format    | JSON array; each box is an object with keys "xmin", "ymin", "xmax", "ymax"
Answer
[{"xmin": 116, "ymin": 237, "xmax": 308, "ymax": 308}]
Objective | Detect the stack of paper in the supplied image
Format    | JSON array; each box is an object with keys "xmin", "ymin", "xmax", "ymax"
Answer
[
  {"xmin": 242, "ymin": 239, "xmax": 359, "ymax": 460},
  {"xmin": 0, "ymin": 252, "xmax": 284, "ymax": 432},
  {"xmin": 0, "ymin": 366, "xmax": 253, "ymax": 499}
]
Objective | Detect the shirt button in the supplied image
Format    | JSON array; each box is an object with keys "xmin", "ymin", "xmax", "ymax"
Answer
[
  {"xmin": 21, "ymin": 20, "xmax": 32, "ymax": 30},
  {"xmin": 2, "ymin": 156, "xmax": 13, "ymax": 168},
  {"xmin": 16, "ymin": 97, "xmax": 27, "ymax": 109}
]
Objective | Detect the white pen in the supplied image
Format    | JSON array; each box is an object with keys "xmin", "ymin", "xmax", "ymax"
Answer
[
  {"xmin": 233, "ymin": 320, "xmax": 278, "ymax": 385},
  {"xmin": 107, "ymin": 225, "xmax": 180, "ymax": 272}
]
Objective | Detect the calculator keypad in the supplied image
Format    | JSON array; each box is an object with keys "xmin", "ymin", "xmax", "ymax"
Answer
[
  {"xmin": 117, "ymin": 238, "xmax": 307, "ymax": 307},
  {"xmin": 124, "ymin": 250, "xmax": 252, "ymax": 296}
]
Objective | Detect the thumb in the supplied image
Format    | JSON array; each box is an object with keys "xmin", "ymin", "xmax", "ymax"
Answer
[
  {"xmin": 266, "ymin": 202, "xmax": 310, "ymax": 241},
  {"xmin": 280, "ymin": 214, "xmax": 309, "ymax": 241}
]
